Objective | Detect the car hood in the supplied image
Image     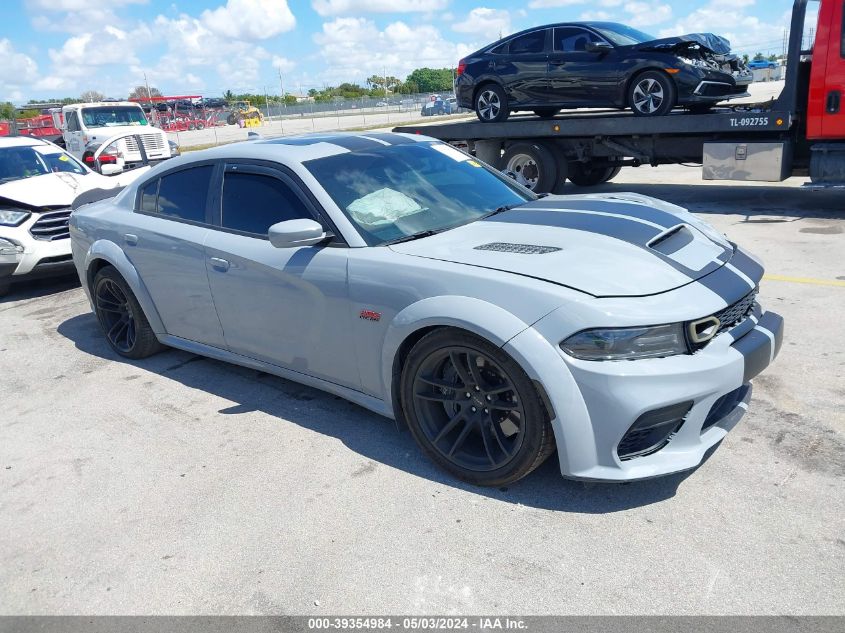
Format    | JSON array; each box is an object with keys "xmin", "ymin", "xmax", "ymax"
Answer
[
  {"xmin": 633, "ymin": 33, "xmax": 733, "ymax": 56},
  {"xmin": 389, "ymin": 193, "xmax": 734, "ymax": 298},
  {"xmin": 0, "ymin": 171, "xmax": 126, "ymax": 209}
]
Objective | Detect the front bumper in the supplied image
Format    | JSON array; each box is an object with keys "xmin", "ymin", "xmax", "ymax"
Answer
[
  {"xmin": 1, "ymin": 221, "xmax": 75, "ymax": 286},
  {"xmin": 506, "ymin": 306, "xmax": 783, "ymax": 482}
]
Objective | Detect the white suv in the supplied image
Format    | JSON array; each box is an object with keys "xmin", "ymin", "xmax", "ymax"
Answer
[{"xmin": 0, "ymin": 136, "xmax": 147, "ymax": 296}]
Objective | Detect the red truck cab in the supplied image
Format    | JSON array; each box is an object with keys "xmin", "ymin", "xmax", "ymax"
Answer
[{"xmin": 807, "ymin": 0, "xmax": 845, "ymax": 139}]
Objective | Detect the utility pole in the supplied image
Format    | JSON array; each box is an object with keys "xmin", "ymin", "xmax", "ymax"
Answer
[
  {"xmin": 278, "ymin": 68, "xmax": 286, "ymax": 109},
  {"xmin": 144, "ymin": 72, "xmax": 152, "ymax": 100},
  {"xmin": 384, "ymin": 66, "xmax": 388, "ymax": 98},
  {"xmin": 264, "ymin": 85, "xmax": 271, "ymax": 120}
]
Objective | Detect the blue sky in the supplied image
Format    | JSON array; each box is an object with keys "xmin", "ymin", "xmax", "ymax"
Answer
[{"xmin": 1, "ymin": 0, "xmax": 801, "ymax": 103}]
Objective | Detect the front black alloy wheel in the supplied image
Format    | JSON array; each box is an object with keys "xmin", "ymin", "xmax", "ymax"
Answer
[
  {"xmin": 628, "ymin": 70, "xmax": 677, "ymax": 116},
  {"xmin": 401, "ymin": 329, "xmax": 556, "ymax": 486},
  {"xmin": 93, "ymin": 266, "xmax": 163, "ymax": 359}
]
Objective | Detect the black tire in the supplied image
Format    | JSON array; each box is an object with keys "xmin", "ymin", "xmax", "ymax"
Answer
[
  {"xmin": 475, "ymin": 83, "xmax": 509, "ymax": 123},
  {"xmin": 568, "ymin": 162, "xmax": 620, "ymax": 187},
  {"xmin": 400, "ymin": 328, "xmax": 556, "ymax": 487},
  {"xmin": 92, "ymin": 266, "xmax": 164, "ymax": 360},
  {"xmin": 533, "ymin": 108, "xmax": 559, "ymax": 118},
  {"xmin": 196, "ymin": 122, "xmax": 205, "ymax": 130},
  {"xmin": 188, "ymin": 123, "xmax": 196, "ymax": 131},
  {"xmin": 0, "ymin": 280, "xmax": 10, "ymax": 298},
  {"xmin": 627, "ymin": 70, "xmax": 676, "ymax": 116},
  {"xmin": 226, "ymin": 113, "xmax": 237, "ymax": 125},
  {"xmin": 500, "ymin": 142, "xmax": 558, "ymax": 193}
]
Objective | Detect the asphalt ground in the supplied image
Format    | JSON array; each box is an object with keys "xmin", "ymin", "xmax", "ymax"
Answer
[{"xmin": 1, "ymin": 162, "xmax": 843, "ymax": 615}]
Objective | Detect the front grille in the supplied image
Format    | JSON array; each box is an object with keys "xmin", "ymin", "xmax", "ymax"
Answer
[
  {"xmin": 701, "ymin": 385, "xmax": 750, "ymax": 433},
  {"xmin": 29, "ymin": 209, "xmax": 71, "ymax": 241},
  {"xmin": 123, "ymin": 133, "xmax": 166, "ymax": 155},
  {"xmin": 713, "ymin": 288, "xmax": 758, "ymax": 334},
  {"xmin": 617, "ymin": 401, "xmax": 693, "ymax": 461},
  {"xmin": 474, "ymin": 242, "xmax": 561, "ymax": 254}
]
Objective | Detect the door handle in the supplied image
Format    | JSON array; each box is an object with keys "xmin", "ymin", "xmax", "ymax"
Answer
[
  {"xmin": 826, "ymin": 90, "xmax": 841, "ymax": 114},
  {"xmin": 209, "ymin": 257, "xmax": 230, "ymax": 272},
  {"xmin": 124, "ymin": 233, "xmax": 138, "ymax": 246}
]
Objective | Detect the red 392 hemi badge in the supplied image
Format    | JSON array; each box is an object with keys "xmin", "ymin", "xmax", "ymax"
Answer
[{"xmin": 359, "ymin": 309, "xmax": 382, "ymax": 322}]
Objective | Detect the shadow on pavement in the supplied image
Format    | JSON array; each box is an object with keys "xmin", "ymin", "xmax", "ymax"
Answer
[
  {"xmin": 58, "ymin": 312, "xmax": 710, "ymax": 514},
  {"xmin": 0, "ymin": 274, "xmax": 80, "ymax": 305},
  {"xmin": 571, "ymin": 181, "xmax": 845, "ymax": 222}
]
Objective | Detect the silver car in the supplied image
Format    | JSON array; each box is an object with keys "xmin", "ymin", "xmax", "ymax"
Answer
[{"xmin": 69, "ymin": 133, "xmax": 783, "ymax": 486}]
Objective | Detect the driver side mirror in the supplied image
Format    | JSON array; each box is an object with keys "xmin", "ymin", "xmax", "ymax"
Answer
[
  {"xmin": 268, "ymin": 219, "xmax": 330, "ymax": 248},
  {"xmin": 585, "ymin": 41, "xmax": 613, "ymax": 53}
]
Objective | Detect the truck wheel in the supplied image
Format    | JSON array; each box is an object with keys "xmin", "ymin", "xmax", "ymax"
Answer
[
  {"xmin": 628, "ymin": 71, "xmax": 676, "ymax": 116},
  {"xmin": 475, "ymin": 84, "xmax": 509, "ymax": 123},
  {"xmin": 500, "ymin": 142, "xmax": 558, "ymax": 193},
  {"xmin": 568, "ymin": 162, "xmax": 620, "ymax": 186},
  {"xmin": 533, "ymin": 108, "xmax": 559, "ymax": 119},
  {"xmin": 196, "ymin": 122, "xmax": 205, "ymax": 130},
  {"xmin": 226, "ymin": 113, "xmax": 237, "ymax": 125}
]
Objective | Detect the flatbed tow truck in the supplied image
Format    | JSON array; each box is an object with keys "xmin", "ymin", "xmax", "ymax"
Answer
[{"xmin": 395, "ymin": 0, "xmax": 844, "ymax": 193}]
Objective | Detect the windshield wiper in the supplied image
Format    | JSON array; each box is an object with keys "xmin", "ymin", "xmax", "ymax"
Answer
[{"xmin": 385, "ymin": 229, "xmax": 443, "ymax": 245}]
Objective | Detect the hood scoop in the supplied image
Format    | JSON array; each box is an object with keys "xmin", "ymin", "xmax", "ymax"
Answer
[{"xmin": 474, "ymin": 242, "xmax": 561, "ymax": 255}]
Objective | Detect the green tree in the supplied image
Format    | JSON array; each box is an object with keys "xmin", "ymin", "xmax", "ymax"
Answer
[
  {"xmin": 80, "ymin": 90, "xmax": 105, "ymax": 102},
  {"xmin": 753, "ymin": 52, "xmax": 765, "ymax": 61},
  {"xmin": 405, "ymin": 68, "xmax": 454, "ymax": 93},
  {"xmin": 128, "ymin": 85, "xmax": 162, "ymax": 100},
  {"xmin": 0, "ymin": 102, "xmax": 15, "ymax": 120}
]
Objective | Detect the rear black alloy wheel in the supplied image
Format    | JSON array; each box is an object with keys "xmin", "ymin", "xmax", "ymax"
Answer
[
  {"xmin": 628, "ymin": 70, "xmax": 676, "ymax": 116},
  {"xmin": 475, "ymin": 84, "xmax": 509, "ymax": 123},
  {"xmin": 93, "ymin": 267, "xmax": 163, "ymax": 359},
  {"xmin": 401, "ymin": 329, "xmax": 555, "ymax": 486}
]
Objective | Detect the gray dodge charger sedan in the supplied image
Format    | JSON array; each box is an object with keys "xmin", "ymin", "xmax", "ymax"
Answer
[{"xmin": 69, "ymin": 132, "xmax": 783, "ymax": 486}]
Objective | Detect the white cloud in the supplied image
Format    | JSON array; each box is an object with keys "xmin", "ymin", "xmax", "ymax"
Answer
[
  {"xmin": 314, "ymin": 17, "xmax": 473, "ymax": 83},
  {"xmin": 200, "ymin": 0, "xmax": 295, "ymax": 40},
  {"xmin": 0, "ymin": 39, "xmax": 39, "ymax": 102},
  {"xmin": 272, "ymin": 56, "xmax": 296, "ymax": 73},
  {"xmin": 312, "ymin": 0, "xmax": 449, "ymax": 17},
  {"xmin": 27, "ymin": 0, "xmax": 147, "ymax": 34},
  {"xmin": 453, "ymin": 8, "xmax": 511, "ymax": 40}
]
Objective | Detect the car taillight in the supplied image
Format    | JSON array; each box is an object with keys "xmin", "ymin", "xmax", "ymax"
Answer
[{"xmin": 457, "ymin": 60, "xmax": 466, "ymax": 76}]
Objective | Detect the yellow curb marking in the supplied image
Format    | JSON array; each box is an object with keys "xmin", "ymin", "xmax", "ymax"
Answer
[{"xmin": 763, "ymin": 274, "xmax": 845, "ymax": 288}]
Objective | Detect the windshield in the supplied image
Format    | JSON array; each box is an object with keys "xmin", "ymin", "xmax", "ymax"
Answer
[
  {"xmin": 0, "ymin": 145, "xmax": 87, "ymax": 184},
  {"xmin": 589, "ymin": 22, "xmax": 656, "ymax": 46},
  {"xmin": 81, "ymin": 106, "xmax": 148, "ymax": 128},
  {"xmin": 304, "ymin": 142, "xmax": 535, "ymax": 246}
]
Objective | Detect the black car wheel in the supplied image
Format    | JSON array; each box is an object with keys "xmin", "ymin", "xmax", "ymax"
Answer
[
  {"xmin": 628, "ymin": 70, "xmax": 676, "ymax": 116},
  {"xmin": 475, "ymin": 84, "xmax": 509, "ymax": 123},
  {"xmin": 226, "ymin": 113, "xmax": 237, "ymax": 125},
  {"xmin": 500, "ymin": 142, "xmax": 558, "ymax": 193},
  {"xmin": 401, "ymin": 329, "xmax": 555, "ymax": 486},
  {"xmin": 533, "ymin": 108, "xmax": 559, "ymax": 119},
  {"xmin": 93, "ymin": 266, "xmax": 163, "ymax": 360},
  {"xmin": 568, "ymin": 162, "xmax": 621, "ymax": 186}
]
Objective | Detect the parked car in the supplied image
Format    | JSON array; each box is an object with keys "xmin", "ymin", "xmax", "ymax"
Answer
[
  {"xmin": 456, "ymin": 21, "xmax": 754, "ymax": 121},
  {"xmin": 420, "ymin": 96, "xmax": 452, "ymax": 116},
  {"xmin": 70, "ymin": 132, "xmax": 782, "ymax": 486},
  {"xmin": 747, "ymin": 59, "xmax": 779, "ymax": 70},
  {"xmin": 202, "ymin": 98, "xmax": 228, "ymax": 109},
  {"xmin": 0, "ymin": 136, "xmax": 147, "ymax": 296}
]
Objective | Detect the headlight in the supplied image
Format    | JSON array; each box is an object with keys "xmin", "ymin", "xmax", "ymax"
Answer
[
  {"xmin": 0, "ymin": 208, "xmax": 31, "ymax": 226},
  {"xmin": 561, "ymin": 324, "xmax": 687, "ymax": 361},
  {"xmin": 0, "ymin": 237, "xmax": 24, "ymax": 255}
]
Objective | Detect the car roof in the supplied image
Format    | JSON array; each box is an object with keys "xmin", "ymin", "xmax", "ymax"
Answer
[
  {"xmin": 0, "ymin": 136, "xmax": 49, "ymax": 148},
  {"xmin": 173, "ymin": 132, "xmax": 431, "ymax": 167}
]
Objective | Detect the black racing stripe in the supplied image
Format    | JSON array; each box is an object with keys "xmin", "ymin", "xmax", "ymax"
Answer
[
  {"xmin": 361, "ymin": 132, "xmax": 416, "ymax": 145},
  {"xmin": 758, "ymin": 311, "xmax": 785, "ymax": 360},
  {"xmin": 697, "ymin": 263, "xmax": 757, "ymax": 304},
  {"xmin": 730, "ymin": 247, "xmax": 765, "ymax": 284},
  {"xmin": 523, "ymin": 199, "xmax": 687, "ymax": 229},
  {"xmin": 485, "ymin": 209, "xmax": 662, "ymax": 245},
  {"xmin": 732, "ymin": 329, "xmax": 773, "ymax": 382}
]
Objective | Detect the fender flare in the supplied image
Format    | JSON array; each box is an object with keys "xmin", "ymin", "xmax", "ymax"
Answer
[
  {"xmin": 83, "ymin": 239, "xmax": 166, "ymax": 334},
  {"xmin": 379, "ymin": 295, "xmax": 534, "ymax": 415}
]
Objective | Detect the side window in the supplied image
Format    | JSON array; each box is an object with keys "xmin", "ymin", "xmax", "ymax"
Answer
[
  {"xmin": 66, "ymin": 112, "xmax": 80, "ymax": 132},
  {"xmin": 139, "ymin": 179, "xmax": 159, "ymax": 213},
  {"xmin": 156, "ymin": 166, "xmax": 213, "ymax": 223},
  {"xmin": 490, "ymin": 42, "xmax": 508, "ymax": 55},
  {"xmin": 554, "ymin": 27, "xmax": 602, "ymax": 52},
  {"xmin": 220, "ymin": 171, "xmax": 313, "ymax": 235},
  {"xmin": 509, "ymin": 30, "xmax": 546, "ymax": 55}
]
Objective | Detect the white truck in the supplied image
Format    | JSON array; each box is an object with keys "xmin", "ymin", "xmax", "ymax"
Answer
[{"xmin": 57, "ymin": 101, "xmax": 174, "ymax": 174}]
